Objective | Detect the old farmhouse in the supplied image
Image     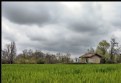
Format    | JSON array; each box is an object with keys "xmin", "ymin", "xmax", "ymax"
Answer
[{"xmin": 79, "ymin": 53, "xmax": 102, "ymax": 63}]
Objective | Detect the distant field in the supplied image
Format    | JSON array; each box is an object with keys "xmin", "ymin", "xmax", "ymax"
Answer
[{"xmin": 2, "ymin": 64, "xmax": 121, "ymax": 83}]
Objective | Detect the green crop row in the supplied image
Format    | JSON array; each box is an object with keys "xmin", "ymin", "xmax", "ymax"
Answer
[{"xmin": 2, "ymin": 64, "xmax": 121, "ymax": 83}]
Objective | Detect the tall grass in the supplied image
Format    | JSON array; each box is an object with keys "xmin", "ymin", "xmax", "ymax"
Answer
[{"xmin": 2, "ymin": 64, "xmax": 121, "ymax": 83}]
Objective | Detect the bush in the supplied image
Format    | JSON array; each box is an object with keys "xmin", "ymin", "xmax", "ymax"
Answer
[
  {"xmin": 100, "ymin": 58, "xmax": 106, "ymax": 64},
  {"xmin": 105, "ymin": 59, "xmax": 115, "ymax": 64},
  {"xmin": 37, "ymin": 59, "xmax": 45, "ymax": 64},
  {"xmin": 2, "ymin": 60, "xmax": 9, "ymax": 64}
]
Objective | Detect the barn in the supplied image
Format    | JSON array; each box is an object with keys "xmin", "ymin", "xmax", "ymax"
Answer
[{"xmin": 79, "ymin": 53, "xmax": 102, "ymax": 64}]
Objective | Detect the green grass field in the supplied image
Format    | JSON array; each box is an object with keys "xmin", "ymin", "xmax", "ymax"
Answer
[{"xmin": 2, "ymin": 64, "xmax": 121, "ymax": 83}]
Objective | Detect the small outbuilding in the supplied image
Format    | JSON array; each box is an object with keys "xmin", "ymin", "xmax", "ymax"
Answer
[{"xmin": 79, "ymin": 53, "xmax": 102, "ymax": 64}]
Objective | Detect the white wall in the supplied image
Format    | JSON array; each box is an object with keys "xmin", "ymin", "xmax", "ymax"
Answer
[{"xmin": 88, "ymin": 56, "xmax": 101, "ymax": 63}]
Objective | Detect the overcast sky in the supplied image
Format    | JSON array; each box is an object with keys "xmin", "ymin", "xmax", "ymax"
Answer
[{"xmin": 2, "ymin": 2, "xmax": 121, "ymax": 58}]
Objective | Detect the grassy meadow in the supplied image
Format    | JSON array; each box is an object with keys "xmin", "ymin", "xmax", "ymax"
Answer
[{"xmin": 2, "ymin": 64, "xmax": 121, "ymax": 83}]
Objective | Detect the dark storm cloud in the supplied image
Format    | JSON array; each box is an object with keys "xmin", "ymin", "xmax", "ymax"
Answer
[
  {"xmin": 2, "ymin": 2, "xmax": 65, "ymax": 26},
  {"xmin": 26, "ymin": 28, "xmax": 97, "ymax": 55},
  {"xmin": 19, "ymin": 38, "xmax": 89, "ymax": 55}
]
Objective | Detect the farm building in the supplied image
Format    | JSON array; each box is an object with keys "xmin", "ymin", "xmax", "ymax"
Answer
[{"xmin": 79, "ymin": 53, "xmax": 102, "ymax": 63}]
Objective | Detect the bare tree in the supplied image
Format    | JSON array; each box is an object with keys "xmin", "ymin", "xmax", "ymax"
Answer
[
  {"xmin": 2, "ymin": 41, "xmax": 16, "ymax": 64},
  {"xmin": 65, "ymin": 53, "xmax": 71, "ymax": 63},
  {"xmin": 56, "ymin": 53, "xmax": 63, "ymax": 63},
  {"xmin": 9, "ymin": 41, "xmax": 16, "ymax": 64},
  {"xmin": 110, "ymin": 38, "xmax": 118, "ymax": 62}
]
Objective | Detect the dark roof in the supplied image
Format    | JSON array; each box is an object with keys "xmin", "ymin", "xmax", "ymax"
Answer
[{"xmin": 79, "ymin": 53, "xmax": 102, "ymax": 58}]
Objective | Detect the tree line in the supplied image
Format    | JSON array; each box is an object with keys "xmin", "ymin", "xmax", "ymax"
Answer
[
  {"xmin": 2, "ymin": 42, "xmax": 73, "ymax": 64},
  {"xmin": 2, "ymin": 38, "xmax": 121, "ymax": 64}
]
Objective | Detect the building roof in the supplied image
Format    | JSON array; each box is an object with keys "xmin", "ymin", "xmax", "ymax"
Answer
[{"xmin": 79, "ymin": 53, "xmax": 102, "ymax": 58}]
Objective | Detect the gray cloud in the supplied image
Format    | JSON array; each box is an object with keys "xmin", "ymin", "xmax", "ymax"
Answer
[
  {"xmin": 2, "ymin": 2, "xmax": 121, "ymax": 57},
  {"xmin": 65, "ymin": 3, "xmax": 104, "ymax": 33},
  {"xmin": 2, "ymin": 2, "xmax": 65, "ymax": 26}
]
